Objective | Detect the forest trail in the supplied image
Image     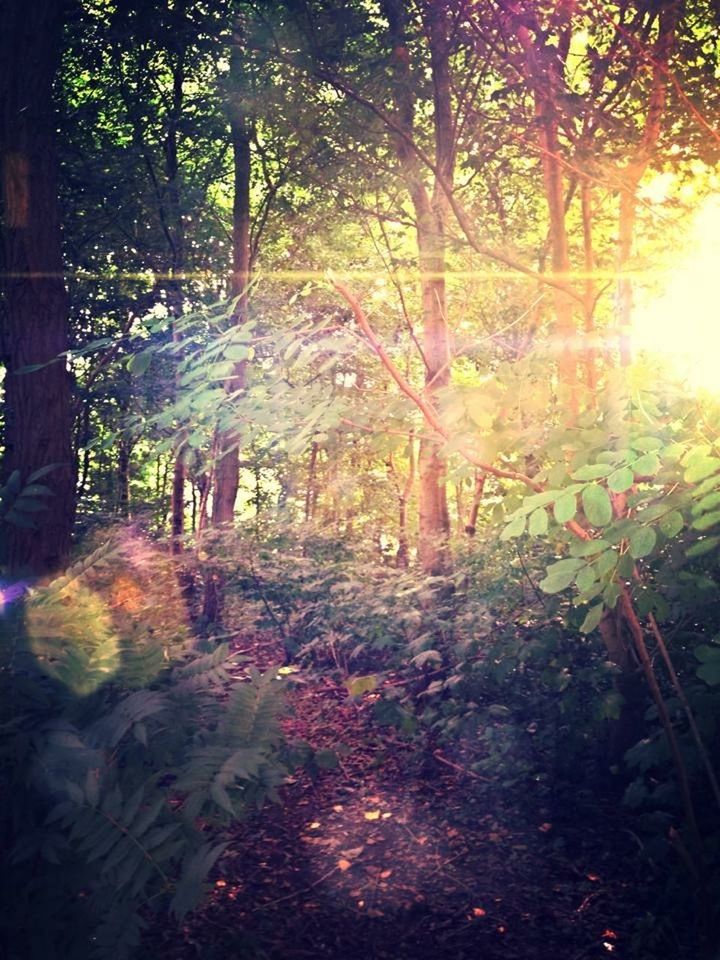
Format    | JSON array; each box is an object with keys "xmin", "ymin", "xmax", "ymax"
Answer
[{"xmin": 145, "ymin": 631, "xmax": 652, "ymax": 960}]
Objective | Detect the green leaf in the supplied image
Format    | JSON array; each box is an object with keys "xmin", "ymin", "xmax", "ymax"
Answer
[
  {"xmin": 575, "ymin": 564, "xmax": 598, "ymax": 596},
  {"xmin": 127, "ymin": 351, "xmax": 152, "ymax": 376},
  {"xmin": 692, "ymin": 509, "xmax": 720, "ymax": 532},
  {"xmin": 528, "ymin": 508, "xmax": 548, "ymax": 536},
  {"xmin": 500, "ymin": 514, "xmax": 526, "ymax": 541},
  {"xmin": 602, "ymin": 583, "xmax": 621, "ymax": 608},
  {"xmin": 696, "ymin": 646, "xmax": 720, "ymax": 685},
  {"xmin": 540, "ymin": 559, "xmax": 583, "ymax": 594},
  {"xmin": 569, "ymin": 538, "xmax": 609, "ymax": 558},
  {"xmin": 684, "ymin": 456, "xmax": 720, "ymax": 484},
  {"xmin": 607, "ymin": 466, "xmax": 634, "ymax": 494},
  {"xmin": 695, "ymin": 644, "xmax": 720, "ymax": 663},
  {"xmin": 632, "ymin": 437, "xmax": 663, "ymax": 453},
  {"xmin": 571, "ymin": 463, "xmax": 613, "ymax": 481},
  {"xmin": 19, "ymin": 483, "xmax": 54, "ymax": 498},
  {"xmin": 26, "ymin": 464, "xmax": 61, "ymax": 484},
  {"xmin": 170, "ymin": 842, "xmax": 228, "ymax": 919},
  {"xmin": 553, "ymin": 492, "xmax": 577, "ymax": 524},
  {"xmin": 686, "ymin": 536, "xmax": 720, "ymax": 558},
  {"xmin": 659, "ymin": 511, "xmax": 684, "ymax": 538},
  {"xmin": 345, "ymin": 674, "xmax": 379, "ymax": 696},
  {"xmin": 629, "ymin": 526, "xmax": 657, "ymax": 559},
  {"xmin": 582, "ymin": 485, "xmax": 612, "ymax": 527},
  {"xmin": 633, "ymin": 453, "xmax": 660, "ymax": 476},
  {"xmin": 580, "ymin": 604, "xmax": 604, "ymax": 634},
  {"xmin": 224, "ymin": 344, "xmax": 251, "ymax": 362},
  {"xmin": 692, "ymin": 491, "xmax": 720, "ymax": 516},
  {"xmin": 594, "ymin": 550, "xmax": 617, "ymax": 577}
]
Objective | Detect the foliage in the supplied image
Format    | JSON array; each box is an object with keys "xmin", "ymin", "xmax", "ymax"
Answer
[{"xmin": 0, "ymin": 538, "xmax": 289, "ymax": 960}]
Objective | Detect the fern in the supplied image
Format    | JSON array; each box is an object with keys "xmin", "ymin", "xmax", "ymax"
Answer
[
  {"xmin": 0, "ymin": 540, "xmax": 291, "ymax": 960},
  {"xmin": 175, "ymin": 669, "xmax": 287, "ymax": 820}
]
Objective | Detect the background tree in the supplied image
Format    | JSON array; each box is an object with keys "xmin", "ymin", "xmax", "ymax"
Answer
[{"xmin": 0, "ymin": 0, "xmax": 76, "ymax": 575}]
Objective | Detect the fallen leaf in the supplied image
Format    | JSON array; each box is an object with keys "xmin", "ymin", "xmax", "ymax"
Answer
[
  {"xmin": 364, "ymin": 810, "xmax": 381, "ymax": 821},
  {"xmin": 332, "ymin": 805, "xmax": 344, "ymax": 813},
  {"xmin": 381, "ymin": 812, "xmax": 392, "ymax": 819},
  {"xmin": 340, "ymin": 846, "xmax": 364, "ymax": 858},
  {"xmin": 471, "ymin": 907, "xmax": 486, "ymax": 917},
  {"xmin": 380, "ymin": 869, "xmax": 392, "ymax": 879},
  {"xmin": 538, "ymin": 822, "xmax": 553, "ymax": 833},
  {"xmin": 587, "ymin": 873, "xmax": 601, "ymax": 882},
  {"xmin": 337, "ymin": 859, "xmax": 352, "ymax": 872},
  {"xmin": 309, "ymin": 821, "xmax": 321, "ymax": 830}
]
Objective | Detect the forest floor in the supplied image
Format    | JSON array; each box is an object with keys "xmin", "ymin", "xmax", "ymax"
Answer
[{"xmin": 144, "ymin": 630, "xmax": 665, "ymax": 960}]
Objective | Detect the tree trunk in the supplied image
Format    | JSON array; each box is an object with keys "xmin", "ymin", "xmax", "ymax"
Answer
[
  {"xmin": 464, "ymin": 473, "xmax": 485, "ymax": 537},
  {"xmin": 0, "ymin": 0, "xmax": 75, "ymax": 576},
  {"xmin": 117, "ymin": 442, "xmax": 131, "ymax": 518},
  {"xmin": 384, "ymin": 0, "xmax": 453, "ymax": 576},
  {"xmin": 514, "ymin": 3, "xmax": 578, "ymax": 416},
  {"xmin": 211, "ymin": 18, "xmax": 252, "ymax": 525},
  {"xmin": 581, "ymin": 181, "xmax": 598, "ymax": 395},
  {"xmin": 165, "ymin": 56, "xmax": 187, "ymax": 553},
  {"xmin": 616, "ymin": 1, "xmax": 680, "ymax": 365},
  {"xmin": 304, "ymin": 441, "xmax": 319, "ymax": 523}
]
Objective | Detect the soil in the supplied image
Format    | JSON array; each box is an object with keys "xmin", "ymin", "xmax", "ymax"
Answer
[{"xmin": 142, "ymin": 631, "xmax": 668, "ymax": 960}]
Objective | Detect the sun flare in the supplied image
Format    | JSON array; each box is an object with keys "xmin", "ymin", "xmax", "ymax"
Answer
[{"xmin": 632, "ymin": 195, "xmax": 720, "ymax": 393}]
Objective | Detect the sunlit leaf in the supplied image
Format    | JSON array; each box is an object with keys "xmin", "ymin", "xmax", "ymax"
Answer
[
  {"xmin": 607, "ymin": 466, "xmax": 634, "ymax": 494},
  {"xmin": 528, "ymin": 508, "xmax": 548, "ymax": 536},
  {"xmin": 633, "ymin": 453, "xmax": 660, "ymax": 477},
  {"xmin": 500, "ymin": 514, "xmax": 526, "ymax": 541},
  {"xmin": 553, "ymin": 492, "xmax": 577, "ymax": 524},
  {"xmin": 571, "ymin": 463, "xmax": 613, "ymax": 481},
  {"xmin": 692, "ymin": 509, "xmax": 720, "ymax": 532},
  {"xmin": 684, "ymin": 456, "xmax": 720, "ymax": 484}
]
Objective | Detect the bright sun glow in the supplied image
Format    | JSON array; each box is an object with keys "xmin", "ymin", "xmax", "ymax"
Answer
[{"xmin": 632, "ymin": 195, "xmax": 720, "ymax": 393}]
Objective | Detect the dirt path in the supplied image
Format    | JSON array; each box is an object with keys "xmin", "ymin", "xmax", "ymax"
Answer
[{"xmin": 145, "ymin": 635, "xmax": 656, "ymax": 960}]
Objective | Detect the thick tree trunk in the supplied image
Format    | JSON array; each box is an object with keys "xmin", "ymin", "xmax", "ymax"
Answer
[{"xmin": 0, "ymin": 0, "xmax": 75, "ymax": 576}]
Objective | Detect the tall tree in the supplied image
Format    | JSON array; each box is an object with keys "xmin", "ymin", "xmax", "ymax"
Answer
[
  {"xmin": 0, "ymin": 0, "xmax": 75, "ymax": 575},
  {"xmin": 383, "ymin": 0, "xmax": 454, "ymax": 575},
  {"xmin": 211, "ymin": 11, "xmax": 253, "ymax": 525}
]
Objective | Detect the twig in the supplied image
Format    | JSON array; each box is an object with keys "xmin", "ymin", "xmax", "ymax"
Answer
[
  {"xmin": 251, "ymin": 865, "xmax": 339, "ymax": 911},
  {"xmin": 432, "ymin": 749, "xmax": 491, "ymax": 782}
]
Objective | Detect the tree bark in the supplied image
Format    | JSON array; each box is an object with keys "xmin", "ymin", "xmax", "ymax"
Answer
[
  {"xmin": 384, "ymin": 0, "xmax": 453, "ymax": 576},
  {"xmin": 0, "ymin": 0, "xmax": 75, "ymax": 576},
  {"xmin": 513, "ymin": 1, "xmax": 578, "ymax": 415},
  {"xmin": 615, "ymin": 1, "xmax": 680, "ymax": 365},
  {"xmin": 211, "ymin": 18, "xmax": 252, "ymax": 525}
]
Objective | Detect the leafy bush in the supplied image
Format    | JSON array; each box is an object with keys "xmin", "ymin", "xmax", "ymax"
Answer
[{"xmin": 0, "ymin": 538, "xmax": 289, "ymax": 960}]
